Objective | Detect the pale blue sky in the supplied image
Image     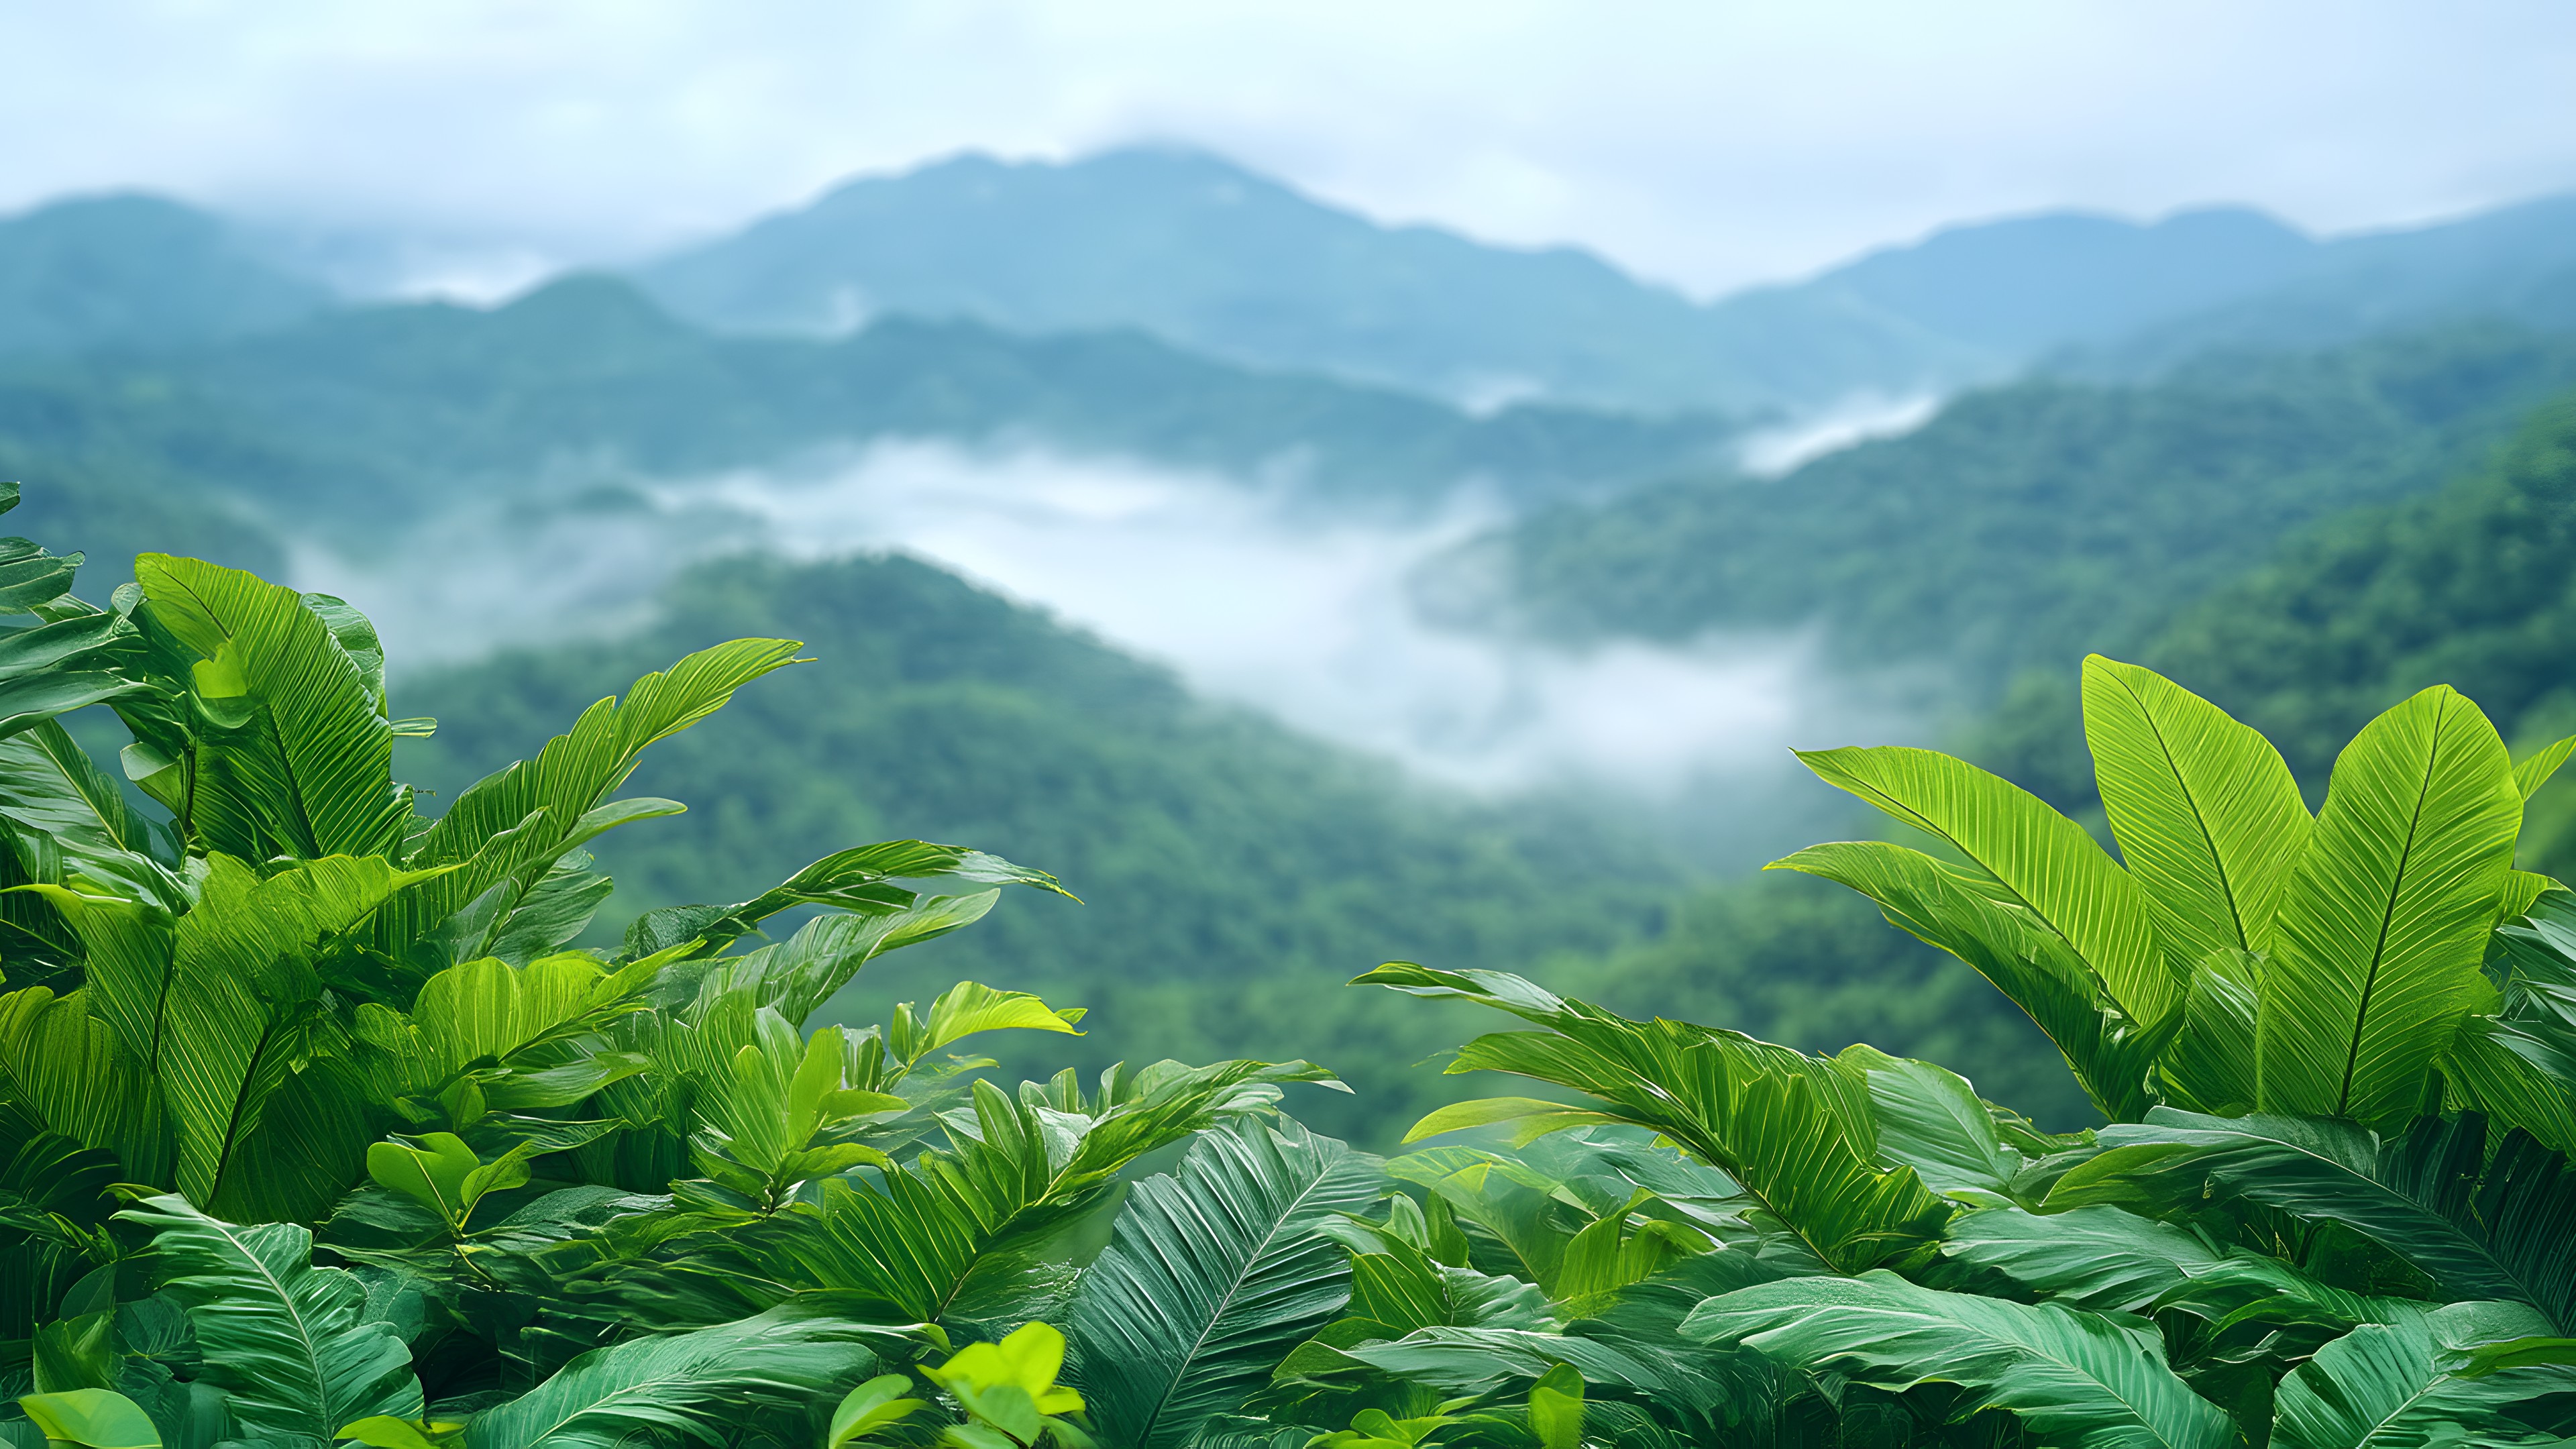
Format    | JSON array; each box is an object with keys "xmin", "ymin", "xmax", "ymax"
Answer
[{"xmin": 5, "ymin": 1, "xmax": 2573, "ymax": 296}]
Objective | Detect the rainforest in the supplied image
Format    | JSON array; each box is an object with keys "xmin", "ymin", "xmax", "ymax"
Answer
[{"xmin": 15, "ymin": 15, "xmax": 2576, "ymax": 1444}]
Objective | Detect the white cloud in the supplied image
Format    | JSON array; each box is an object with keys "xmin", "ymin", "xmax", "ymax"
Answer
[
  {"xmin": 292, "ymin": 442, "xmax": 1884, "ymax": 796},
  {"xmin": 1, "ymin": 1, "xmax": 2571, "ymax": 294}
]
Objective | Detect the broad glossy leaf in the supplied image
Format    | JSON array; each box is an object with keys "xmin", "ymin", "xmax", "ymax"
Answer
[
  {"xmin": 630, "ymin": 1061, "xmax": 1334, "ymax": 1329},
  {"xmin": 1942, "ymin": 1204, "xmax": 2228, "ymax": 1313},
  {"xmin": 1834, "ymin": 1044, "xmax": 2022, "ymax": 1198},
  {"xmin": 2272, "ymin": 1308, "xmax": 2576, "ymax": 1449},
  {"xmin": 2083, "ymin": 655, "xmax": 2311, "ymax": 962},
  {"xmin": 2516, "ymin": 733, "xmax": 2576, "ymax": 802},
  {"xmin": 2443, "ymin": 1016, "xmax": 2576, "ymax": 1154},
  {"xmin": 2259, "ymin": 686, "xmax": 2520, "ymax": 1127},
  {"xmin": 0, "ymin": 985, "xmax": 169, "ymax": 1186},
  {"xmin": 119, "ymin": 1193, "xmax": 421, "ymax": 1446},
  {"xmin": 1684, "ymin": 1271, "xmax": 2232, "ymax": 1449},
  {"xmin": 1794, "ymin": 743, "xmax": 2178, "ymax": 1020},
  {"xmin": 0, "ymin": 720, "xmax": 184, "ymax": 908},
  {"xmin": 148, "ymin": 855, "xmax": 441, "ymax": 1209},
  {"xmin": 409, "ymin": 953, "xmax": 622, "ymax": 1085},
  {"xmin": 1360, "ymin": 962, "xmax": 1949, "ymax": 1272},
  {"xmin": 922, "ymin": 982, "xmax": 1085, "ymax": 1055},
  {"xmin": 663, "ymin": 895, "xmax": 1003, "ymax": 1026},
  {"xmin": 1066, "ymin": 1116, "xmax": 1383, "ymax": 1449},
  {"xmin": 0, "ymin": 518, "xmax": 83, "ymax": 613},
  {"xmin": 2157, "ymin": 949, "xmax": 2261, "ymax": 1115},
  {"xmin": 624, "ymin": 840, "xmax": 1069, "ymax": 963},
  {"xmin": 382, "ymin": 639, "xmax": 804, "ymax": 957},
  {"xmin": 0, "ymin": 672, "xmax": 145, "ymax": 745},
  {"xmin": 464, "ymin": 1303, "xmax": 890, "ymax": 1449},
  {"xmin": 1771, "ymin": 841, "xmax": 2166, "ymax": 1120},
  {"xmin": 482, "ymin": 861, "xmax": 615, "ymax": 968},
  {"xmin": 17, "ymin": 1390, "xmax": 161, "ymax": 1449},
  {"xmin": 134, "ymin": 555, "xmax": 412, "ymax": 861},
  {"xmin": 826, "ymin": 1375, "xmax": 926, "ymax": 1449},
  {"xmin": 2049, "ymin": 1109, "xmax": 2576, "ymax": 1326}
]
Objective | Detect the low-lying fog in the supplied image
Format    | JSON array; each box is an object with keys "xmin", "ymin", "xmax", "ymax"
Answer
[{"xmin": 292, "ymin": 439, "xmax": 1917, "ymax": 823}]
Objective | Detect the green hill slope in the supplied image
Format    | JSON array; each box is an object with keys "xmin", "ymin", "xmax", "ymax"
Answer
[
  {"xmin": 394, "ymin": 548, "xmax": 2085, "ymax": 1139},
  {"xmin": 396, "ymin": 550, "xmax": 1673, "ymax": 1141},
  {"xmin": 0, "ymin": 193, "xmax": 327, "ymax": 356},
  {"xmin": 635, "ymin": 148, "xmax": 2353, "ymax": 415},
  {"xmin": 5, "ymin": 275, "xmax": 1737, "ymax": 535},
  {"xmin": 1430, "ymin": 325, "xmax": 2576, "ymax": 694},
  {"xmin": 1965, "ymin": 393, "xmax": 2576, "ymax": 879}
]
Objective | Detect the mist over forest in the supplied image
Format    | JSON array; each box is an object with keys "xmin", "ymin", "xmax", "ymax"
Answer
[{"xmin": 14, "ymin": 142, "xmax": 2576, "ymax": 1137}]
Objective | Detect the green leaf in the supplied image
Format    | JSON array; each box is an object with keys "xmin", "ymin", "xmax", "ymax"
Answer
[
  {"xmin": 380, "ymin": 638, "xmax": 804, "ymax": 957},
  {"xmin": 2082, "ymin": 655, "xmax": 2312, "ymax": 963},
  {"xmin": 1834, "ymin": 1044, "xmax": 2023, "ymax": 1198},
  {"xmin": 1794, "ymin": 743, "xmax": 2179, "ymax": 1021},
  {"xmin": 1065, "ymin": 1116, "xmax": 1383, "ymax": 1449},
  {"xmin": 2271, "ymin": 1307, "xmax": 2576, "ymax": 1448},
  {"xmin": 2443, "ymin": 1015, "xmax": 2576, "ymax": 1154},
  {"xmin": 2047, "ymin": 1110, "xmax": 2576, "ymax": 1327},
  {"xmin": 639, "ymin": 1060, "xmax": 1336, "ymax": 1330},
  {"xmin": 1683, "ymin": 1271, "xmax": 2233, "ymax": 1449},
  {"xmin": 133, "ymin": 555, "xmax": 413, "ymax": 861},
  {"xmin": 623, "ymin": 839, "xmax": 1071, "ymax": 963},
  {"xmin": 403, "ymin": 952, "xmax": 631, "ymax": 1089},
  {"xmin": 2257, "ymin": 685, "xmax": 2521, "ymax": 1127},
  {"xmin": 464, "ymin": 1304, "xmax": 890, "ymax": 1449},
  {"xmin": 1770, "ymin": 841, "xmax": 2169, "ymax": 1120},
  {"xmin": 661, "ymin": 895, "xmax": 1005, "ymax": 1026},
  {"xmin": 0, "ymin": 674, "xmax": 147, "ymax": 752},
  {"xmin": 17, "ymin": 1390, "xmax": 162, "ymax": 1449},
  {"xmin": 2157, "ymin": 949, "xmax": 2261, "ymax": 1114},
  {"xmin": 118, "ymin": 1193, "xmax": 421, "ymax": 1446},
  {"xmin": 826, "ymin": 1375, "xmax": 926, "ymax": 1449},
  {"xmin": 922, "ymin": 982, "xmax": 1086, "ymax": 1055},
  {"xmin": 2515, "ymin": 733, "xmax": 2576, "ymax": 802},
  {"xmin": 1942, "ymin": 1204, "xmax": 2229, "ymax": 1313},
  {"xmin": 0, "ymin": 985, "xmax": 170, "ymax": 1187},
  {"xmin": 145, "ymin": 855, "xmax": 443, "ymax": 1213},
  {"xmin": 1526, "ymin": 1365, "xmax": 1582, "ymax": 1449},
  {"xmin": 0, "ymin": 523, "xmax": 85, "ymax": 614},
  {"xmin": 1359, "ymin": 962, "xmax": 1950, "ymax": 1273},
  {"xmin": 365, "ymin": 1134, "xmax": 531, "ymax": 1234},
  {"xmin": 0, "ymin": 720, "xmax": 183, "ymax": 908}
]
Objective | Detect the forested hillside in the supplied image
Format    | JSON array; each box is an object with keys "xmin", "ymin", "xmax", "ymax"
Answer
[
  {"xmin": 0, "ymin": 193, "xmax": 327, "ymax": 355},
  {"xmin": 1968, "ymin": 394, "xmax": 2576, "ymax": 875},
  {"xmin": 0, "ymin": 274, "xmax": 1735, "ymax": 539},
  {"xmin": 1432, "ymin": 324, "xmax": 2576, "ymax": 691},
  {"xmin": 395, "ymin": 548, "xmax": 2086, "ymax": 1138}
]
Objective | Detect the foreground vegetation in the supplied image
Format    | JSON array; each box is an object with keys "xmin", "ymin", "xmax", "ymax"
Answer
[{"xmin": 12, "ymin": 490, "xmax": 2576, "ymax": 1448}]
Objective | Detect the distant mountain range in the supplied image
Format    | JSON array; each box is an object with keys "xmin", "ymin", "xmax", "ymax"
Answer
[
  {"xmin": 9, "ymin": 150, "xmax": 2576, "ymax": 422},
  {"xmin": 1425, "ymin": 321, "xmax": 2576, "ymax": 694},
  {"xmin": 1, "ymin": 272, "xmax": 1733, "ymax": 542},
  {"xmin": 0, "ymin": 193, "xmax": 329, "ymax": 356},
  {"xmin": 633, "ymin": 148, "xmax": 2576, "ymax": 414}
]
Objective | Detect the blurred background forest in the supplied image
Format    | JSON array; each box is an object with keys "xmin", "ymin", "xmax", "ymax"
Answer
[{"xmin": 10, "ymin": 3, "xmax": 2576, "ymax": 1140}]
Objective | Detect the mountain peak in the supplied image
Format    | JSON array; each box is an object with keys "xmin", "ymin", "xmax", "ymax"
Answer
[
  {"xmin": 0, "ymin": 191, "xmax": 329, "ymax": 356},
  {"xmin": 1805, "ymin": 204, "xmax": 2319, "ymax": 354}
]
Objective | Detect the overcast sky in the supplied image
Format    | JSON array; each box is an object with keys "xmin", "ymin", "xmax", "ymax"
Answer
[{"xmin": 5, "ymin": 1, "xmax": 2573, "ymax": 297}]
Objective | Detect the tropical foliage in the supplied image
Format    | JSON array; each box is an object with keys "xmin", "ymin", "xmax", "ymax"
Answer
[{"xmin": 13, "ymin": 489, "xmax": 2576, "ymax": 1448}]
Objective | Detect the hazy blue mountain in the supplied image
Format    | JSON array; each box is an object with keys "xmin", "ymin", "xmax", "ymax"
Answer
[
  {"xmin": 1808, "ymin": 206, "xmax": 2316, "ymax": 355},
  {"xmin": 0, "ymin": 273, "xmax": 1737, "ymax": 549},
  {"xmin": 0, "ymin": 193, "xmax": 329, "ymax": 356},
  {"xmin": 2081, "ymin": 193, "xmax": 2576, "ymax": 374},
  {"xmin": 631, "ymin": 148, "xmax": 1990, "ymax": 414},
  {"xmin": 630, "ymin": 147, "xmax": 2389, "ymax": 415}
]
